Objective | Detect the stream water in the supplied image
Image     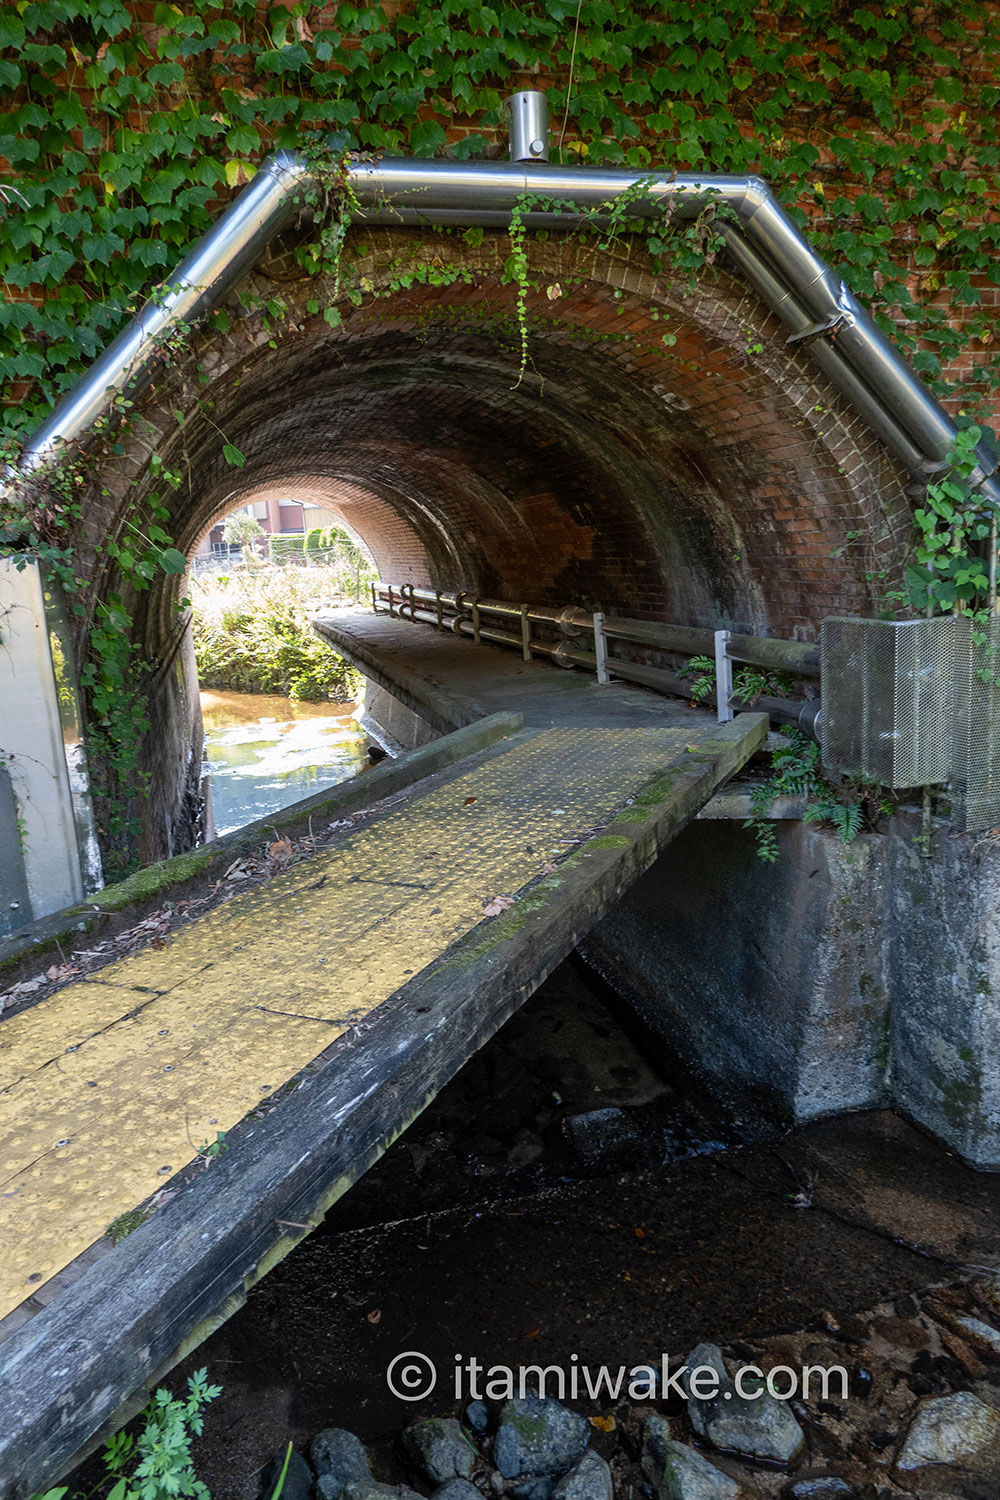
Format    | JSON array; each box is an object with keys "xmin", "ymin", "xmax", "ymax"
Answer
[{"xmin": 200, "ymin": 689, "xmax": 370, "ymax": 837}]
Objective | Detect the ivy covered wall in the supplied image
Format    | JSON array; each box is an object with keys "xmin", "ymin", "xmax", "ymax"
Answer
[
  {"xmin": 1, "ymin": 0, "xmax": 998, "ymax": 873},
  {"xmin": 1, "ymin": 0, "xmax": 999, "ymax": 453}
]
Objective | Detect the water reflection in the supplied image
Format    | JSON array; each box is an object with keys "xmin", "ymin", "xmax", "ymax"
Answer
[{"xmin": 201, "ymin": 690, "xmax": 370, "ymax": 837}]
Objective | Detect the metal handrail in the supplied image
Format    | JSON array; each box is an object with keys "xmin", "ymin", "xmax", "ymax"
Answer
[{"xmin": 371, "ymin": 581, "xmax": 823, "ymax": 738}]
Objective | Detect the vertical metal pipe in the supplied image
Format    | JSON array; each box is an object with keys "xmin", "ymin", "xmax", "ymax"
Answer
[
  {"xmin": 520, "ymin": 604, "xmax": 533, "ymax": 661},
  {"xmin": 715, "ymin": 629, "xmax": 734, "ymax": 723},
  {"xmin": 507, "ymin": 91, "xmax": 549, "ymax": 163},
  {"xmin": 593, "ymin": 611, "xmax": 610, "ymax": 684}
]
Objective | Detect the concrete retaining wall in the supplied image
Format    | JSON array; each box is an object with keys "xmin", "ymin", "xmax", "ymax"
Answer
[
  {"xmin": 356, "ymin": 672, "xmax": 1000, "ymax": 1171},
  {"xmin": 581, "ymin": 811, "xmax": 1000, "ymax": 1171},
  {"xmin": 580, "ymin": 819, "xmax": 891, "ymax": 1123}
]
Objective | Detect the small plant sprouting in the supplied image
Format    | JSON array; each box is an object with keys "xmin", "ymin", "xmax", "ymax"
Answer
[
  {"xmin": 105, "ymin": 1208, "xmax": 150, "ymax": 1245},
  {"xmin": 678, "ymin": 655, "xmax": 792, "ymax": 707},
  {"xmin": 744, "ymin": 727, "xmax": 890, "ymax": 863},
  {"xmin": 197, "ymin": 1131, "xmax": 229, "ymax": 1165},
  {"xmin": 29, "ymin": 1368, "xmax": 221, "ymax": 1500}
]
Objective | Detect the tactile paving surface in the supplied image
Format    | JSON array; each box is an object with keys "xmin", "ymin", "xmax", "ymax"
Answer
[{"xmin": 0, "ymin": 725, "xmax": 694, "ymax": 1316}]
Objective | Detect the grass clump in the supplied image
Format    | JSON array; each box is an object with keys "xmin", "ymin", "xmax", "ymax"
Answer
[{"xmin": 190, "ymin": 564, "xmax": 363, "ymax": 702}]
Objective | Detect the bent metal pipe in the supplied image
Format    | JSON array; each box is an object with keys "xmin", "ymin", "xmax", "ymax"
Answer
[{"xmin": 14, "ymin": 96, "xmax": 1000, "ymax": 506}]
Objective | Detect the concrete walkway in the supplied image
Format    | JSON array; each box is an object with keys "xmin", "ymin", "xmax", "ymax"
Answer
[
  {"xmin": 312, "ymin": 608, "xmax": 704, "ymax": 733},
  {"xmin": 0, "ymin": 607, "xmax": 766, "ymax": 1493},
  {"xmin": 0, "ymin": 722, "xmax": 716, "ymax": 1320}
]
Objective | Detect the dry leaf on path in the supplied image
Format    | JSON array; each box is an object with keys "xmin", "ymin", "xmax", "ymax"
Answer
[{"xmin": 482, "ymin": 895, "xmax": 514, "ymax": 917}]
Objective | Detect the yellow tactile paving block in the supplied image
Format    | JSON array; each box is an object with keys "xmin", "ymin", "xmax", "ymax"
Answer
[{"xmin": 0, "ymin": 725, "xmax": 692, "ymax": 1316}]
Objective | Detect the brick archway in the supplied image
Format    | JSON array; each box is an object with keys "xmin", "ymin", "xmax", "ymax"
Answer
[{"xmin": 78, "ymin": 229, "xmax": 914, "ymax": 858}]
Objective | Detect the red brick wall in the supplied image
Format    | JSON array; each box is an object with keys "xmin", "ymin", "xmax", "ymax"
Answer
[{"xmin": 95, "ymin": 231, "xmax": 910, "ymax": 662}]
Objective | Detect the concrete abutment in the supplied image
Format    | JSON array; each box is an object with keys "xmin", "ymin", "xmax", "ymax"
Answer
[{"xmin": 366, "ymin": 672, "xmax": 1000, "ymax": 1170}]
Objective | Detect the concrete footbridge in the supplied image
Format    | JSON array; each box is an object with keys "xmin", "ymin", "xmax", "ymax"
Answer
[{"xmin": 0, "ymin": 642, "xmax": 765, "ymax": 1493}]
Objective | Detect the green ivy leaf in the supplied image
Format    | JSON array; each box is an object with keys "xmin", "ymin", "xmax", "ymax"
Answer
[
  {"xmin": 159, "ymin": 548, "xmax": 188, "ymax": 575},
  {"xmin": 222, "ymin": 443, "xmax": 245, "ymax": 467}
]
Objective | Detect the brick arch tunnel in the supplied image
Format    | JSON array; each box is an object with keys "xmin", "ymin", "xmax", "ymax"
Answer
[{"xmin": 86, "ymin": 232, "xmax": 913, "ymax": 862}]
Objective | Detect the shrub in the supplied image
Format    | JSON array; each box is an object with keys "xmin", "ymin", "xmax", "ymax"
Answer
[
  {"xmin": 269, "ymin": 534, "xmax": 306, "ymax": 563},
  {"xmin": 190, "ymin": 567, "xmax": 362, "ymax": 701}
]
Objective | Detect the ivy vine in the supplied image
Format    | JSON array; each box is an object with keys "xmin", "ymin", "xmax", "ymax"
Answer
[{"xmin": 2, "ymin": 0, "xmax": 1000, "ymax": 870}]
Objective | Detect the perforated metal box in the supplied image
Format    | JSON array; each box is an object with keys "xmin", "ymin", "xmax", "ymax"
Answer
[
  {"xmin": 821, "ymin": 616, "xmax": 959, "ymax": 787},
  {"xmin": 951, "ymin": 615, "xmax": 1000, "ymax": 832}
]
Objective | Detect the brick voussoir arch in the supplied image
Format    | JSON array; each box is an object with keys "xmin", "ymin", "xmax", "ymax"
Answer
[{"xmin": 96, "ymin": 227, "xmax": 911, "ymax": 663}]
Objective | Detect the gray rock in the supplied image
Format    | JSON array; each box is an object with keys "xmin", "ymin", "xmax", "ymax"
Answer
[
  {"xmin": 259, "ymin": 1447, "xmax": 314, "ymax": 1500},
  {"xmin": 493, "ymin": 1397, "xmax": 590, "ymax": 1479},
  {"xmin": 552, "ymin": 1451, "xmax": 612, "ymax": 1500},
  {"xmin": 433, "ymin": 1483, "xmax": 481, "ymax": 1500},
  {"xmin": 788, "ymin": 1481, "xmax": 853, "ymax": 1500},
  {"xmin": 342, "ymin": 1484, "xmax": 423, "ymax": 1500},
  {"xmin": 310, "ymin": 1430, "xmax": 373, "ymax": 1497},
  {"xmin": 895, "ymin": 1390, "xmax": 1000, "ymax": 1471},
  {"xmin": 954, "ymin": 1313, "xmax": 1000, "ymax": 1354},
  {"xmin": 641, "ymin": 1415, "xmax": 675, "ymax": 1488},
  {"xmin": 511, "ymin": 1482, "xmax": 554, "ymax": 1500},
  {"xmin": 403, "ymin": 1417, "xmax": 476, "ymax": 1484},
  {"xmin": 310, "ymin": 1422, "xmax": 373, "ymax": 1494},
  {"xmin": 682, "ymin": 1343, "xmax": 804, "ymax": 1466},
  {"xmin": 641, "ymin": 1419, "xmax": 741, "ymax": 1500},
  {"xmin": 562, "ymin": 1108, "xmax": 636, "ymax": 1165},
  {"xmin": 466, "ymin": 1402, "xmax": 490, "ymax": 1435}
]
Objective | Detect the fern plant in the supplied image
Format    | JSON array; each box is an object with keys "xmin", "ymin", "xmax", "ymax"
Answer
[
  {"xmin": 745, "ymin": 728, "xmax": 885, "ymax": 862},
  {"xmin": 678, "ymin": 654, "xmax": 792, "ymax": 708}
]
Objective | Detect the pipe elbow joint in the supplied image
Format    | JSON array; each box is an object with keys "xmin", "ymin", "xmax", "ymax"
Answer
[
  {"xmin": 262, "ymin": 149, "xmax": 319, "ymax": 199},
  {"xmin": 739, "ymin": 174, "xmax": 776, "ymax": 220}
]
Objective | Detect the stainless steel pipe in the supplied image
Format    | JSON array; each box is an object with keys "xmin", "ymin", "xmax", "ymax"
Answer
[{"xmin": 13, "ymin": 117, "xmax": 997, "ymax": 508}]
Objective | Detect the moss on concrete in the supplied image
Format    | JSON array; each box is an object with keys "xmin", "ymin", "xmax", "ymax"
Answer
[{"xmin": 81, "ymin": 849, "xmax": 215, "ymax": 913}]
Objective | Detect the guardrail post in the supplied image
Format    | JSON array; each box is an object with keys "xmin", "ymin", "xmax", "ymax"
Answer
[
  {"xmin": 471, "ymin": 599, "xmax": 481, "ymax": 644},
  {"xmin": 593, "ymin": 611, "xmax": 610, "ymax": 684},
  {"xmin": 371, "ymin": 583, "xmax": 378, "ymax": 613},
  {"xmin": 520, "ymin": 605, "xmax": 532, "ymax": 662},
  {"xmin": 435, "ymin": 591, "xmax": 443, "ymax": 630},
  {"xmin": 387, "ymin": 584, "xmax": 395, "ymax": 616},
  {"xmin": 714, "ymin": 628, "xmax": 734, "ymax": 723}
]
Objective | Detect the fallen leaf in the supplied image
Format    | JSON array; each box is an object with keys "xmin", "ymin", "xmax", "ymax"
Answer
[
  {"xmin": 541, "ymin": 861, "xmax": 558, "ymax": 874},
  {"xmin": 590, "ymin": 1415, "xmax": 616, "ymax": 1432},
  {"xmin": 268, "ymin": 837, "xmax": 294, "ymax": 862},
  {"xmin": 295, "ymin": 14, "xmax": 314, "ymax": 40},
  {"xmin": 482, "ymin": 895, "xmax": 514, "ymax": 917},
  {"xmin": 521, "ymin": 1325, "xmax": 541, "ymax": 1339},
  {"xmin": 366, "ymin": 1308, "xmax": 382, "ymax": 1324},
  {"xmin": 635, "ymin": 1227, "xmax": 645, "ymax": 1238},
  {"xmin": 463, "ymin": 796, "xmax": 477, "ymax": 806}
]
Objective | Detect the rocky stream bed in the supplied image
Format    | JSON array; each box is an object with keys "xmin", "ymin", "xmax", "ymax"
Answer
[{"xmin": 69, "ymin": 958, "xmax": 1000, "ymax": 1500}]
